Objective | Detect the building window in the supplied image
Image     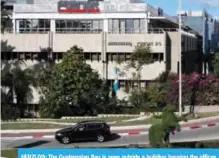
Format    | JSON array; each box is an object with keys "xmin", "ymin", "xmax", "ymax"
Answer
[
  {"xmin": 108, "ymin": 19, "xmax": 145, "ymax": 34},
  {"xmin": 55, "ymin": 20, "xmax": 103, "ymax": 33},
  {"xmin": 106, "ymin": 53, "xmax": 163, "ymax": 62},
  {"xmin": 152, "ymin": 53, "xmax": 164, "ymax": 62},
  {"xmin": 106, "ymin": 53, "xmax": 127, "ymax": 62},
  {"xmin": 17, "ymin": 19, "xmax": 50, "ymax": 33},
  {"xmin": 53, "ymin": 52, "xmax": 64, "ymax": 61}
]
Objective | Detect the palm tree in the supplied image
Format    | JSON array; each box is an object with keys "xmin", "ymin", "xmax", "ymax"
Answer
[{"xmin": 1, "ymin": 67, "xmax": 36, "ymax": 117}]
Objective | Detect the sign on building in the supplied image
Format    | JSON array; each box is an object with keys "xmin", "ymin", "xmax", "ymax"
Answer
[
  {"xmin": 58, "ymin": 1, "xmax": 100, "ymax": 13},
  {"xmin": 108, "ymin": 42, "xmax": 133, "ymax": 46}
]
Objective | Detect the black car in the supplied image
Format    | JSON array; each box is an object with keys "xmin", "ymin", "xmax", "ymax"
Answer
[{"xmin": 55, "ymin": 120, "xmax": 111, "ymax": 144}]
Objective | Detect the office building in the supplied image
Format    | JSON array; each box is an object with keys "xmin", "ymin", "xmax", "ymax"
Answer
[
  {"xmin": 1, "ymin": 0, "xmax": 200, "ymax": 106},
  {"xmin": 178, "ymin": 10, "xmax": 219, "ymax": 73}
]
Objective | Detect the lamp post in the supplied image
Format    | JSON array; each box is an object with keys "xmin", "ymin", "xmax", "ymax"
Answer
[{"xmin": 178, "ymin": 0, "xmax": 182, "ymax": 116}]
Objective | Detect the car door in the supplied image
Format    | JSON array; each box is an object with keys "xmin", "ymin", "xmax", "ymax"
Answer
[
  {"xmin": 71, "ymin": 124, "xmax": 87, "ymax": 141},
  {"xmin": 85, "ymin": 123, "xmax": 102, "ymax": 140}
]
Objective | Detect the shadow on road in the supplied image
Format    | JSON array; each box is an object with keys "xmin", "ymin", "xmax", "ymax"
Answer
[
  {"xmin": 69, "ymin": 133, "xmax": 121, "ymax": 144},
  {"xmin": 14, "ymin": 140, "xmax": 50, "ymax": 148},
  {"xmin": 108, "ymin": 133, "xmax": 121, "ymax": 142}
]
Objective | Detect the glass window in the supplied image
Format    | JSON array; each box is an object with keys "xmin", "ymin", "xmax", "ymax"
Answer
[
  {"xmin": 93, "ymin": 20, "xmax": 99, "ymax": 31},
  {"xmin": 56, "ymin": 20, "xmax": 102, "ymax": 33},
  {"xmin": 133, "ymin": 19, "xmax": 140, "ymax": 33},
  {"xmin": 66, "ymin": 20, "xmax": 73, "ymax": 28},
  {"xmin": 126, "ymin": 19, "xmax": 133, "ymax": 33},
  {"xmin": 108, "ymin": 19, "xmax": 145, "ymax": 34},
  {"xmin": 140, "ymin": 19, "xmax": 145, "ymax": 33},
  {"xmin": 113, "ymin": 19, "xmax": 119, "ymax": 33},
  {"xmin": 19, "ymin": 19, "xmax": 25, "ymax": 28},
  {"xmin": 18, "ymin": 19, "xmax": 50, "ymax": 33},
  {"xmin": 120, "ymin": 19, "xmax": 125, "ymax": 33},
  {"xmin": 108, "ymin": 19, "xmax": 113, "ymax": 32}
]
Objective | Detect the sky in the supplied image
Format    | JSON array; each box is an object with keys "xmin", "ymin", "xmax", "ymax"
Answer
[{"xmin": 144, "ymin": 0, "xmax": 219, "ymax": 17}]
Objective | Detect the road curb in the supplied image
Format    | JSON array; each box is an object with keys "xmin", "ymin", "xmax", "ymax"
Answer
[
  {"xmin": 180, "ymin": 122, "xmax": 218, "ymax": 131},
  {"xmin": 1, "ymin": 132, "xmax": 149, "ymax": 140},
  {"xmin": 1, "ymin": 123, "xmax": 218, "ymax": 140}
]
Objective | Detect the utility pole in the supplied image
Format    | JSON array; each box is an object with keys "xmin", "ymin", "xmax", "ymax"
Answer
[{"xmin": 178, "ymin": 0, "xmax": 182, "ymax": 116}]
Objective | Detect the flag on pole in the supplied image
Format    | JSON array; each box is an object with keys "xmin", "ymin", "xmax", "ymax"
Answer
[{"xmin": 113, "ymin": 66, "xmax": 119, "ymax": 93}]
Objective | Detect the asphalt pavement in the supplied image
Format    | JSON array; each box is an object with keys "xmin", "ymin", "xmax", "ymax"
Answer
[
  {"xmin": 1, "ymin": 125, "xmax": 219, "ymax": 149},
  {"xmin": 2, "ymin": 118, "xmax": 219, "ymax": 137}
]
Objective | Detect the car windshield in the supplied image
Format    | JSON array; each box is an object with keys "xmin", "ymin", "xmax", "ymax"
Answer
[{"xmin": 69, "ymin": 125, "xmax": 77, "ymax": 130}]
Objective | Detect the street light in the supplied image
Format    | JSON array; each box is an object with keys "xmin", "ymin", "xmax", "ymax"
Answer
[{"xmin": 178, "ymin": 0, "xmax": 182, "ymax": 116}]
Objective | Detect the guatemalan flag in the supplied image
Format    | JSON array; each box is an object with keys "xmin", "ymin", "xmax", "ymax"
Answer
[{"xmin": 113, "ymin": 66, "xmax": 119, "ymax": 93}]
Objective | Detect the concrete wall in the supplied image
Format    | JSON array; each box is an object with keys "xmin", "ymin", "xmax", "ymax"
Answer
[
  {"xmin": 106, "ymin": 33, "xmax": 166, "ymax": 53},
  {"xmin": 1, "ymin": 34, "xmax": 49, "ymax": 52},
  {"xmin": 166, "ymin": 31, "xmax": 198, "ymax": 73},
  {"xmin": 2, "ymin": 32, "xmax": 166, "ymax": 53},
  {"xmin": 1, "ymin": 31, "xmax": 200, "ymax": 103},
  {"xmin": 107, "ymin": 61, "xmax": 165, "ymax": 80},
  {"xmin": 184, "ymin": 106, "xmax": 219, "ymax": 113},
  {"xmin": 53, "ymin": 34, "xmax": 103, "ymax": 52},
  {"xmin": 167, "ymin": 32, "xmax": 179, "ymax": 73}
]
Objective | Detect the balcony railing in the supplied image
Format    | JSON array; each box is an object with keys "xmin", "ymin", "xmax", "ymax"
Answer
[
  {"xmin": 148, "ymin": 28, "xmax": 164, "ymax": 34},
  {"xmin": 55, "ymin": 28, "xmax": 102, "ymax": 34},
  {"xmin": 18, "ymin": 28, "xmax": 51, "ymax": 34},
  {"xmin": 108, "ymin": 28, "xmax": 146, "ymax": 34}
]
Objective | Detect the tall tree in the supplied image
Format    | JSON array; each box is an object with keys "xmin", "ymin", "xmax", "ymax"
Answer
[
  {"xmin": 1, "ymin": 67, "xmax": 36, "ymax": 117},
  {"xmin": 127, "ymin": 44, "xmax": 154, "ymax": 108},
  {"xmin": 213, "ymin": 53, "xmax": 219, "ymax": 78},
  {"xmin": 1, "ymin": 1, "xmax": 10, "ymax": 33},
  {"xmin": 39, "ymin": 45, "xmax": 112, "ymax": 118}
]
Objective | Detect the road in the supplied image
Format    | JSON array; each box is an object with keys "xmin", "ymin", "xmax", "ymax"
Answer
[
  {"xmin": 2, "ymin": 118, "xmax": 219, "ymax": 137},
  {"xmin": 1, "ymin": 125, "xmax": 219, "ymax": 149}
]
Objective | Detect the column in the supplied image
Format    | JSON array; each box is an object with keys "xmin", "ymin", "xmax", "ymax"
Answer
[
  {"xmin": 50, "ymin": 19, "xmax": 56, "ymax": 33},
  {"xmin": 145, "ymin": 18, "xmax": 149, "ymax": 33},
  {"xmin": 14, "ymin": 19, "xmax": 19, "ymax": 33},
  {"xmin": 102, "ymin": 19, "xmax": 108, "ymax": 79},
  {"xmin": 103, "ymin": 18, "xmax": 108, "ymax": 32}
]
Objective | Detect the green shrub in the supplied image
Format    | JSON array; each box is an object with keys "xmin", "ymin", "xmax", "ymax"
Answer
[
  {"xmin": 1, "ymin": 104, "xmax": 20, "ymax": 121},
  {"xmin": 149, "ymin": 124, "xmax": 166, "ymax": 148},
  {"xmin": 149, "ymin": 104, "xmax": 181, "ymax": 148}
]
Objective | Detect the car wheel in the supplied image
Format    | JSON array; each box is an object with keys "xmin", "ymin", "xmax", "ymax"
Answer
[
  {"xmin": 61, "ymin": 136, "xmax": 70, "ymax": 144},
  {"xmin": 97, "ymin": 134, "xmax": 105, "ymax": 143}
]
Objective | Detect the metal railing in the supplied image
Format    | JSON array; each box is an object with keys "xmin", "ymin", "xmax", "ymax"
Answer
[
  {"xmin": 148, "ymin": 28, "xmax": 178, "ymax": 32},
  {"xmin": 55, "ymin": 28, "xmax": 102, "ymax": 34},
  {"xmin": 4, "ymin": 27, "xmax": 181, "ymax": 34},
  {"xmin": 148, "ymin": 28, "xmax": 164, "ymax": 34},
  {"xmin": 162, "ymin": 28, "xmax": 179, "ymax": 32},
  {"xmin": 108, "ymin": 28, "xmax": 146, "ymax": 34},
  {"xmin": 18, "ymin": 28, "xmax": 50, "ymax": 34}
]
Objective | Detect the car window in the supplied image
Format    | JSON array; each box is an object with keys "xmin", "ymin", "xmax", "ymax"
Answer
[
  {"xmin": 75, "ymin": 124, "xmax": 85, "ymax": 131},
  {"xmin": 86, "ymin": 123, "xmax": 103, "ymax": 130}
]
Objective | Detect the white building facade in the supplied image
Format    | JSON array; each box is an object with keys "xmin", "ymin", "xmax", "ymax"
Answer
[{"xmin": 1, "ymin": 0, "xmax": 200, "ymax": 104}]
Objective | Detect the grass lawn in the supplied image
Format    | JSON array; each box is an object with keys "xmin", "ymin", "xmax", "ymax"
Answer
[
  {"xmin": 1, "ymin": 112, "xmax": 218, "ymax": 130},
  {"xmin": 196, "ymin": 112, "xmax": 219, "ymax": 118},
  {"xmin": 1, "ymin": 149, "xmax": 17, "ymax": 158},
  {"xmin": 44, "ymin": 116, "xmax": 137, "ymax": 123},
  {"xmin": 1, "ymin": 117, "xmax": 156, "ymax": 130},
  {"xmin": 1, "ymin": 123, "xmax": 66, "ymax": 130}
]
